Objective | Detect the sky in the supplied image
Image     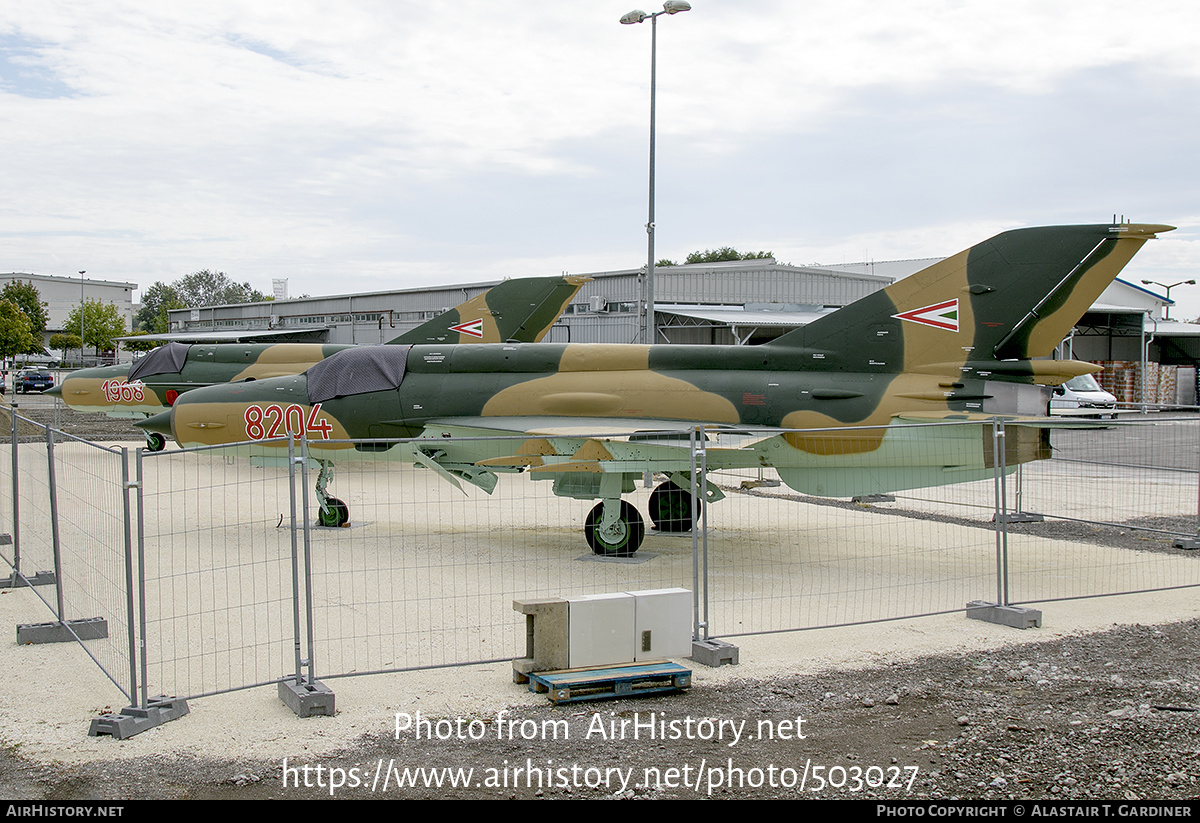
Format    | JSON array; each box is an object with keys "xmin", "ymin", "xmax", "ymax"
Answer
[{"xmin": 3, "ymin": 1, "xmax": 1200, "ymax": 320}]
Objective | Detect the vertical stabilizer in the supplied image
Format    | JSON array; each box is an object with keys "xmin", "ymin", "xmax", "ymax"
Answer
[
  {"xmin": 386, "ymin": 275, "xmax": 589, "ymax": 345},
  {"xmin": 767, "ymin": 223, "xmax": 1173, "ymax": 375}
]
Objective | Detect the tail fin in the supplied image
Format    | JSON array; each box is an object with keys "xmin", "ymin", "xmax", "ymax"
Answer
[
  {"xmin": 385, "ymin": 275, "xmax": 590, "ymax": 345},
  {"xmin": 767, "ymin": 222, "xmax": 1173, "ymax": 375}
]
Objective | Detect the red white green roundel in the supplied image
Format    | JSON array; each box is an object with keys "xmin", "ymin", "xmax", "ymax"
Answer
[
  {"xmin": 449, "ymin": 318, "xmax": 485, "ymax": 338},
  {"xmin": 892, "ymin": 299, "xmax": 959, "ymax": 332}
]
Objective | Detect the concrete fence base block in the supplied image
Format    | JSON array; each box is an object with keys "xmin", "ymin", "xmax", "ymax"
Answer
[
  {"xmin": 691, "ymin": 639, "xmax": 739, "ymax": 667},
  {"xmin": 88, "ymin": 696, "xmax": 189, "ymax": 740},
  {"xmin": 1174, "ymin": 537, "xmax": 1199, "ymax": 550},
  {"xmin": 279, "ymin": 677, "xmax": 335, "ymax": 717},
  {"xmin": 993, "ymin": 512, "xmax": 1045, "ymax": 524},
  {"xmin": 17, "ymin": 616, "xmax": 107, "ymax": 644},
  {"xmin": 739, "ymin": 478, "xmax": 780, "ymax": 490},
  {"xmin": 2, "ymin": 570, "xmax": 57, "ymax": 589},
  {"xmin": 966, "ymin": 601, "xmax": 1042, "ymax": 629}
]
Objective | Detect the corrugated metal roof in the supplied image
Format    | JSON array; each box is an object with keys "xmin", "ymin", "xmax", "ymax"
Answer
[
  {"xmin": 1152, "ymin": 321, "xmax": 1200, "ymax": 336},
  {"xmin": 659, "ymin": 305, "xmax": 834, "ymax": 327},
  {"xmin": 116, "ymin": 328, "xmax": 328, "ymax": 342}
]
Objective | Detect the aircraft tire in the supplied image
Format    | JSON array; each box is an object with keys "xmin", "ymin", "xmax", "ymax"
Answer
[
  {"xmin": 584, "ymin": 500, "xmax": 644, "ymax": 557},
  {"xmin": 318, "ymin": 497, "xmax": 350, "ymax": 528},
  {"xmin": 649, "ymin": 482, "xmax": 697, "ymax": 533},
  {"xmin": 146, "ymin": 432, "xmax": 166, "ymax": 452}
]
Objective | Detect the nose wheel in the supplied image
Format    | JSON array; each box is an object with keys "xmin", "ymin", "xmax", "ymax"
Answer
[
  {"xmin": 144, "ymin": 431, "xmax": 166, "ymax": 452},
  {"xmin": 584, "ymin": 500, "xmax": 644, "ymax": 557},
  {"xmin": 317, "ymin": 496, "xmax": 349, "ymax": 528},
  {"xmin": 314, "ymin": 459, "xmax": 350, "ymax": 527}
]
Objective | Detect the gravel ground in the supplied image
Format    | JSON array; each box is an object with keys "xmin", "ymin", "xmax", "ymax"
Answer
[
  {"xmin": 2, "ymin": 400, "xmax": 1198, "ymax": 800},
  {"xmin": 1, "ymin": 619, "xmax": 1198, "ymax": 800}
]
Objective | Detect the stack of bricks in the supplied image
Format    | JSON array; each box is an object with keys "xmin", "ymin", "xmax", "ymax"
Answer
[{"xmin": 1091, "ymin": 361, "xmax": 1178, "ymax": 405}]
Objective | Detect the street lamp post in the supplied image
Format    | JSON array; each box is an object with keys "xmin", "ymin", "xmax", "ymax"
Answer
[
  {"xmin": 1141, "ymin": 279, "xmax": 1196, "ymax": 321},
  {"xmin": 78, "ymin": 271, "xmax": 86, "ymax": 368},
  {"xmin": 621, "ymin": 1, "xmax": 691, "ymax": 345}
]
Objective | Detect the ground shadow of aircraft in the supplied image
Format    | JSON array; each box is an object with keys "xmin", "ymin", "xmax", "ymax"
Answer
[{"xmin": 138, "ymin": 222, "xmax": 1172, "ymax": 554}]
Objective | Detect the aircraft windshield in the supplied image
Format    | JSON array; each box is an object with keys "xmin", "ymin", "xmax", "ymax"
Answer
[
  {"xmin": 306, "ymin": 346, "xmax": 411, "ymax": 403},
  {"xmin": 127, "ymin": 342, "xmax": 191, "ymax": 382}
]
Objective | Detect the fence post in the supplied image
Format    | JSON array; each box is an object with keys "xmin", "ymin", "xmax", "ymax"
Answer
[
  {"xmin": 278, "ymin": 436, "xmax": 335, "ymax": 717},
  {"xmin": 120, "ymin": 447, "xmax": 138, "ymax": 705},
  {"xmin": 86, "ymin": 445, "xmax": 190, "ymax": 740},
  {"xmin": 300, "ymin": 437, "xmax": 318, "ymax": 689},
  {"xmin": 999, "ymin": 420, "xmax": 1010, "ymax": 606},
  {"xmin": 9, "ymin": 405, "xmax": 18, "ymax": 575},
  {"xmin": 1175, "ymin": 421, "xmax": 1200, "ymax": 549},
  {"xmin": 687, "ymin": 425, "xmax": 738, "ymax": 668},
  {"xmin": 133, "ymin": 447, "xmax": 149, "ymax": 709},
  {"xmin": 989, "ymin": 419, "xmax": 1004, "ymax": 605},
  {"xmin": 969, "ymin": 419, "xmax": 1041, "ymax": 629},
  {"xmin": 44, "ymin": 425, "xmax": 65, "ymax": 622},
  {"xmin": 287, "ymin": 437, "xmax": 303, "ymax": 685},
  {"xmin": 689, "ymin": 426, "xmax": 703, "ymax": 641}
]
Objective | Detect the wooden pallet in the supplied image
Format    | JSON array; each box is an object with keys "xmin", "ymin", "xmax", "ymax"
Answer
[{"xmin": 525, "ymin": 661, "xmax": 691, "ymax": 704}]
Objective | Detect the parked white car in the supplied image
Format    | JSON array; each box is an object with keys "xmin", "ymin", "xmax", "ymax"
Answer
[{"xmin": 1050, "ymin": 373, "xmax": 1117, "ymax": 418}]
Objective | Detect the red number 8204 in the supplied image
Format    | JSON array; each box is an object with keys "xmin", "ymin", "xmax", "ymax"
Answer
[{"xmin": 243, "ymin": 403, "xmax": 333, "ymax": 440}]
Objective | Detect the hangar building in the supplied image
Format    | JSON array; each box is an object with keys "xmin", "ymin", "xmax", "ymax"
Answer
[{"xmin": 163, "ymin": 258, "xmax": 899, "ymax": 346}]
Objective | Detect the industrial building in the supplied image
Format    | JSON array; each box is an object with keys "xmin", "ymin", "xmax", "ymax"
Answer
[
  {"xmin": 0, "ymin": 271, "xmax": 137, "ymax": 361},
  {"xmin": 162, "ymin": 258, "xmax": 899, "ymax": 346}
]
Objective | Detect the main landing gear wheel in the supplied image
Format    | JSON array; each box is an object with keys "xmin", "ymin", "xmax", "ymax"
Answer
[
  {"xmin": 145, "ymin": 432, "xmax": 166, "ymax": 452},
  {"xmin": 649, "ymin": 482, "xmax": 697, "ymax": 533},
  {"xmin": 318, "ymin": 496, "xmax": 349, "ymax": 528},
  {"xmin": 584, "ymin": 500, "xmax": 645, "ymax": 557}
]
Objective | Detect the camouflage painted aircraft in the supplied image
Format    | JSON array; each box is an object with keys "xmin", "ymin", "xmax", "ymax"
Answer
[
  {"xmin": 137, "ymin": 222, "xmax": 1172, "ymax": 554},
  {"xmin": 48, "ymin": 275, "xmax": 589, "ymax": 450}
]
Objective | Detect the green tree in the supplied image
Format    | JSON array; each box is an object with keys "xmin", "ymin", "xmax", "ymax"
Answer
[
  {"xmin": 683, "ymin": 247, "xmax": 774, "ymax": 264},
  {"xmin": 65, "ymin": 299, "xmax": 127, "ymax": 356},
  {"xmin": 0, "ymin": 281, "xmax": 48, "ymax": 353},
  {"xmin": 133, "ymin": 281, "xmax": 183, "ymax": 333},
  {"xmin": 175, "ymin": 270, "xmax": 267, "ymax": 307},
  {"xmin": 136, "ymin": 271, "xmax": 266, "ymax": 331},
  {"xmin": 656, "ymin": 248, "xmax": 776, "ymax": 266},
  {"xmin": 0, "ymin": 301, "xmax": 34, "ymax": 365},
  {"xmin": 49, "ymin": 333, "xmax": 82, "ymax": 363}
]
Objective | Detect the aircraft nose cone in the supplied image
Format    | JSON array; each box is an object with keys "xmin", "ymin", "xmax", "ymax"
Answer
[
  {"xmin": 135, "ymin": 410, "xmax": 173, "ymax": 438},
  {"xmin": 43, "ymin": 385, "xmax": 62, "ymax": 398}
]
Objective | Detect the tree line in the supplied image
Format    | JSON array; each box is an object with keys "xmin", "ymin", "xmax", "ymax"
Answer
[{"xmin": 656, "ymin": 247, "xmax": 775, "ymax": 267}]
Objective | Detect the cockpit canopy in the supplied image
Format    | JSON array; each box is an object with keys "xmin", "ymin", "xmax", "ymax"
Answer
[
  {"xmin": 127, "ymin": 342, "xmax": 191, "ymax": 382},
  {"xmin": 306, "ymin": 346, "xmax": 411, "ymax": 403}
]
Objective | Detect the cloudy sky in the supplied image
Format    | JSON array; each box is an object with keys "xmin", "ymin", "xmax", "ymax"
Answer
[{"xmin": 3, "ymin": 1, "xmax": 1199, "ymax": 319}]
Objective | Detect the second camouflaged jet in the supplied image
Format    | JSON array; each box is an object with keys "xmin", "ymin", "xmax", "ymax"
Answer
[
  {"xmin": 49, "ymin": 275, "xmax": 589, "ymax": 449},
  {"xmin": 139, "ymin": 222, "xmax": 1173, "ymax": 554}
]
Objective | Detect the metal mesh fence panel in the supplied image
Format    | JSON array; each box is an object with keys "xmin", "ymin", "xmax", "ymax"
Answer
[
  {"xmin": 300, "ymin": 434, "xmax": 696, "ymax": 677},
  {"xmin": 1004, "ymin": 417, "xmax": 1200, "ymax": 604},
  {"xmin": 137, "ymin": 442, "xmax": 298, "ymax": 701},
  {"xmin": 704, "ymin": 421, "xmax": 1005, "ymax": 638},
  {"xmin": 41, "ymin": 434, "xmax": 135, "ymax": 701},
  {"xmin": 4, "ymin": 416, "xmax": 58, "ymax": 579},
  {"xmin": 0, "ymin": 408, "xmax": 16, "ymax": 570}
]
